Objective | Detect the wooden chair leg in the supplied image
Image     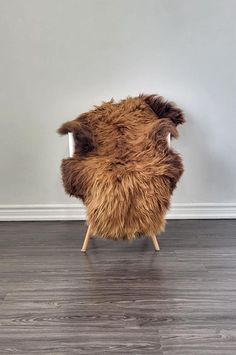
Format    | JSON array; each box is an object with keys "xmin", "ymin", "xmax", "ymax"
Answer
[
  {"xmin": 150, "ymin": 234, "xmax": 160, "ymax": 252},
  {"xmin": 81, "ymin": 225, "xmax": 92, "ymax": 252}
]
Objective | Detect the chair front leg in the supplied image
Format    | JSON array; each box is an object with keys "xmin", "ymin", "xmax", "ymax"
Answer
[
  {"xmin": 81, "ymin": 224, "xmax": 92, "ymax": 252},
  {"xmin": 150, "ymin": 234, "xmax": 160, "ymax": 252}
]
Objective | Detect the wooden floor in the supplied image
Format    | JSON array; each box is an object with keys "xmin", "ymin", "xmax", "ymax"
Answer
[{"xmin": 0, "ymin": 220, "xmax": 236, "ymax": 354}]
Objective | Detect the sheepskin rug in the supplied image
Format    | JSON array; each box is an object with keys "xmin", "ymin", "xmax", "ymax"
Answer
[{"xmin": 58, "ymin": 94, "xmax": 185, "ymax": 240}]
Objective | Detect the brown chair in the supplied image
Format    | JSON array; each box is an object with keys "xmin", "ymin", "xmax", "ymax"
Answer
[{"xmin": 58, "ymin": 94, "xmax": 185, "ymax": 252}]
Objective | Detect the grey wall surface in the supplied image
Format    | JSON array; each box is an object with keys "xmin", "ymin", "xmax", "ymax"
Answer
[{"xmin": 0, "ymin": 0, "xmax": 235, "ymax": 205}]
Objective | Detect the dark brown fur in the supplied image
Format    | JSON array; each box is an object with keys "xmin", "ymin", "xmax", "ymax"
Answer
[
  {"xmin": 145, "ymin": 95, "xmax": 185, "ymax": 125},
  {"xmin": 58, "ymin": 94, "xmax": 185, "ymax": 239}
]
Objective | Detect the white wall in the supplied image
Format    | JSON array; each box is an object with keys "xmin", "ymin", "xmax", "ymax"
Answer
[{"xmin": 0, "ymin": 0, "xmax": 236, "ymax": 218}]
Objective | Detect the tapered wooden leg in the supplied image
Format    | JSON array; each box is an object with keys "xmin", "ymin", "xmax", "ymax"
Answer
[
  {"xmin": 150, "ymin": 234, "xmax": 160, "ymax": 252},
  {"xmin": 81, "ymin": 225, "xmax": 92, "ymax": 252}
]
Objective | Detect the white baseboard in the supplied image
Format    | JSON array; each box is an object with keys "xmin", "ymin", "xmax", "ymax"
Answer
[
  {"xmin": 0, "ymin": 204, "xmax": 86, "ymax": 221},
  {"xmin": 0, "ymin": 203, "xmax": 236, "ymax": 221}
]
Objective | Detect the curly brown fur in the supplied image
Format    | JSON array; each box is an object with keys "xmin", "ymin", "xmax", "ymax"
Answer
[{"xmin": 58, "ymin": 94, "xmax": 185, "ymax": 240}]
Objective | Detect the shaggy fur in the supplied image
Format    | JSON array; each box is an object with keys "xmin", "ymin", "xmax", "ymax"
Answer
[{"xmin": 58, "ymin": 94, "xmax": 185, "ymax": 240}]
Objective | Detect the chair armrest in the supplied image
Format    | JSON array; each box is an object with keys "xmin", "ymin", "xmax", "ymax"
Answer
[
  {"xmin": 68, "ymin": 132, "xmax": 75, "ymax": 157},
  {"xmin": 167, "ymin": 132, "xmax": 171, "ymax": 148}
]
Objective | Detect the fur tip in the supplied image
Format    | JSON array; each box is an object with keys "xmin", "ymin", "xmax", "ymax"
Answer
[
  {"xmin": 57, "ymin": 120, "xmax": 80, "ymax": 135},
  {"xmin": 144, "ymin": 95, "xmax": 185, "ymax": 126}
]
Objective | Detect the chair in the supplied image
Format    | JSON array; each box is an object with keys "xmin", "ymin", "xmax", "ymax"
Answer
[{"xmin": 58, "ymin": 94, "xmax": 185, "ymax": 252}]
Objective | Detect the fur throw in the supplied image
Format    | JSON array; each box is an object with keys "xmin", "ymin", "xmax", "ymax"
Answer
[{"xmin": 58, "ymin": 94, "xmax": 185, "ymax": 240}]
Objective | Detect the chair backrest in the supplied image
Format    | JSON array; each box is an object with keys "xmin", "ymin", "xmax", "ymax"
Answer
[{"xmin": 68, "ymin": 131, "xmax": 171, "ymax": 157}]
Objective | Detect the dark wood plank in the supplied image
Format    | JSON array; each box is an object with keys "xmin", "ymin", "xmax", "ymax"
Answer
[{"xmin": 0, "ymin": 220, "xmax": 236, "ymax": 354}]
